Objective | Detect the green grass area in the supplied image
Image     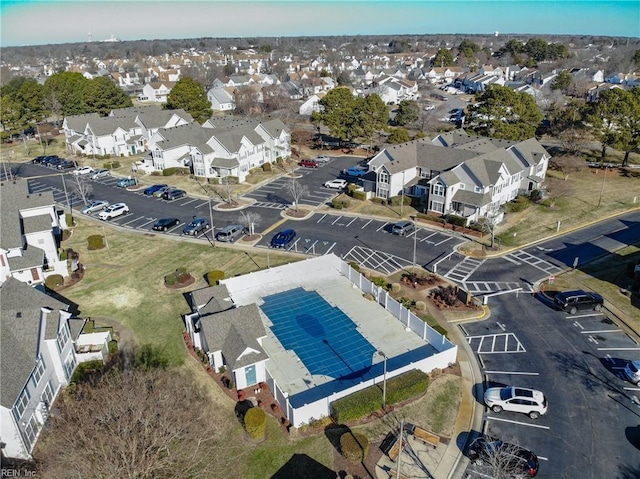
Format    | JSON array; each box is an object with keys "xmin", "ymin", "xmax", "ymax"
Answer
[
  {"xmin": 245, "ymin": 419, "xmax": 334, "ymax": 479},
  {"xmin": 61, "ymin": 218, "xmax": 297, "ymax": 365}
]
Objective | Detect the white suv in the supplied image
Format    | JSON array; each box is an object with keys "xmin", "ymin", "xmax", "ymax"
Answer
[
  {"xmin": 98, "ymin": 202, "xmax": 129, "ymax": 220},
  {"xmin": 624, "ymin": 360, "xmax": 640, "ymax": 386},
  {"xmin": 484, "ymin": 386, "xmax": 548, "ymax": 419}
]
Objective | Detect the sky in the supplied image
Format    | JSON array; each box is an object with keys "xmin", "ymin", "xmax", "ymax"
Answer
[{"xmin": 1, "ymin": 0, "xmax": 638, "ymax": 47}]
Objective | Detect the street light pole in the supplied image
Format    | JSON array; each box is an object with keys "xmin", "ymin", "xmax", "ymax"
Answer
[
  {"xmin": 412, "ymin": 216, "xmax": 417, "ymax": 272},
  {"xmin": 378, "ymin": 350, "xmax": 387, "ymax": 409}
]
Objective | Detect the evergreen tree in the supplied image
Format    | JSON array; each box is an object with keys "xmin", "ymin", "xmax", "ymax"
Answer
[{"xmin": 165, "ymin": 77, "xmax": 212, "ymax": 124}]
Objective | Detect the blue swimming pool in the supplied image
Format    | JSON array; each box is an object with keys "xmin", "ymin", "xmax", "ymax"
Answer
[{"xmin": 260, "ymin": 287, "xmax": 376, "ymax": 379}]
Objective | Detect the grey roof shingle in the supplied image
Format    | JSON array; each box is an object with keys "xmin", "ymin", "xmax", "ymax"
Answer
[
  {"xmin": 0, "ymin": 181, "xmax": 55, "ymax": 250},
  {"xmin": 199, "ymin": 303, "xmax": 268, "ymax": 371},
  {"xmin": 1, "ymin": 278, "xmax": 70, "ymax": 408},
  {"xmin": 7, "ymin": 244, "xmax": 44, "ymax": 271},
  {"xmin": 22, "ymin": 214, "xmax": 52, "ymax": 234},
  {"xmin": 188, "ymin": 284, "xmax": 233, "ymax": 315}
]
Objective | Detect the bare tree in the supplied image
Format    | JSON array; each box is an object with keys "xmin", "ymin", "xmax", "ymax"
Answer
[
  {"xmin": 470, "ymin": 437, "xmax": 537, "ymax": 479},
  {"xmin": 238, "ymin": 210, "xmax": 261, "ymax": 236},
  {"xmin": 285, "ymin": 179, "xmax": 309, "ymax": 212},
  {"xmin": 551, "ymin": 153, "xmax": 586, "ymax": 180},
  {"xmin": 68, "ymin": 175, "xmax": 93, "ymax": 206},
  {"xmin": 34, "ymin": 352, "xmax": 246, "ymax": 479},
  {"xmin": 546, "ymin": 176, "xmax": 575, "ymax": 207},
  {"xmin": 477, "ymin": 206, "xmax": 504, "ymax": 249}
]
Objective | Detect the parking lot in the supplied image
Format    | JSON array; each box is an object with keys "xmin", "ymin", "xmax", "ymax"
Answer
[
  {"xmin": 461, "ymin": 293, "xmax": 640, "ymax": 479},
  {"xmin": 244, "ymin": 170, "xmax": 338, "ymax": 210}
]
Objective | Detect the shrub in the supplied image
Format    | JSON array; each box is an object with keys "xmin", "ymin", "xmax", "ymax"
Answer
[
  {"xmin": 340, "ymin": 431, "xmax": 369, "ymax": 464},
  {"xmin": 391, "ymin": 283, "xmax": 401, "ymax": 293},
  {"xmin": 348, "ymin": 262, "xmax": 361, "ymax": 272},
  {"xmin": 244, "ymin": 407, "xmax": 267, "ymax": 439},
  {"xmin": 60, "ymin": 249, "xmax": 68, "ymax": 260},
  {"xmin": 529, "ymin": 189, "xmax": 542, "ymax": 202},
  {"xmin": 416, "ymin": 212, "xmax": 445, "ymax": 224},
  {"xmin": 363, "ymin": 293, "xmax": 374, "ymax": 301},
  {"xmin": 87, "ymin": 235, "xmax": 105, "ymax": 250},
  {"xmin": 65, "ymin": 214, "xmax": 74, "ymax": 228},
  {"xmin": 262, "ymin": 162, "xmax": 272, "ymax": 172},
  {"xmin": 162, "ymin": 167, "xmax": 190, "ymax": 176},
  {"xmin": 370, "ymin": 197, "xmax": 387, "ymax": 206},
  {"xmin": 206, "ymin": 270, "xmax": 225, "ymax": 285},
  {"xmin": 399, "ymin": 297, "xmax": 415, "ymax": 309},
  {"xmin": 446, "ymin": 214, "xmax": 467, "ymax": 227},
  {"xmin": 332, "ymin": 370, "xmax": 429, "ymax": 423},
  {"xmin": 135, "ymin": 344, "xmax": 170, "ymax": 370},
  {"xmin": 165, "ymin": 267, "xmax": 191, "ymax": 286},
  {"xmin": 61, "ymin": 229, "xmax": 71, "ymax": 241},
  {"xmin": 389, "ymin": 195, "xmax": 411, "ymax": 206},
  {"xmin": 70, "ymin": 360, "xmax": 104, "ymax": 384},
  {"xmin": 351, "ymin": 190, "xmax": 366, "ymax": 201},
  {"xmin": 44, "ymin": 274, "xmax": 64, "ymax": 290},
  {"xmin": 276, "ymin": 156, "xmax": 283, "ymax": 164},
  {"xmin": 371, "ymin": 277, "xmax": 388, "ymax": 289},
  {"xmin": 108, "ymin": 340, "xmax": 118, "ymax": 354},
  {"xmin": 164, "ymin": 274, "xmax": 177, "ymax": 286},
  {"xmin": 415, "ymin": 301, "xmax": 426, "ymax": 311},
  {"xmin": 331, "ymin": 198, "xmax": 350, "ymax": 209}
]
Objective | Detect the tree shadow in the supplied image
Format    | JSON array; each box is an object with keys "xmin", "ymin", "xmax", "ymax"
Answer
[
  {"xmin": 270, "ymin": 453, "xmax": 336, "ymax": 479},
  {"xmin": 624, "ymin": 425, "xmax": 640, "ymax": 451},
  {"xmin": 618, "ymin": 462, "xmax": 640, "ymax": 479}
]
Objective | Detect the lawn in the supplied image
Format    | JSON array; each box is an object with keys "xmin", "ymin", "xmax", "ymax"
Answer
[{"xmin": 59, "ymin": 217, "xmax": 297, "ymax": 365}]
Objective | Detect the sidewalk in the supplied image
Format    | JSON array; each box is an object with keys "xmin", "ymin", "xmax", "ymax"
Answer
[{"xmin": 374, "ymin": 306, "xmax": 486, "ymax": 479}]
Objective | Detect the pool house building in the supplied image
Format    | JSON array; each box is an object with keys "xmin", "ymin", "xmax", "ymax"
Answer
[{"xmin": 183, "ymin": 254, "xmax": 457, "ymax": 428}]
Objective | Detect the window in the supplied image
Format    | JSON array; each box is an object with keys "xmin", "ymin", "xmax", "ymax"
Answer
[
  {"xmin": 56, "ymin": 323, "xmax": 70, "ymax": 353},
  {"xmin": 31, "ymin": 356, "xmax": 46, "ymax": 387},
  {"xmin": 432, "ymin": 183, "xmax": 444, "ymax": 196},
  {"xmin": 14, "ymin": 388, "xmax": 31, "ymax": 418},
  {"xmin": 63, "ymin": 353, "xmax": 76, "ymax": 380},
  {"xmin": 379, "ymin": 171, "xmax": 389, "ymax": 184},
  {"xmin": 24, "ymin": 415, "xmax": 40, "ymax": 450},
  {"xmin": 41, "ymin": 381, "xmax": 54, "ymax": 408},
  {"xmin": 430, "ymin": 201, "xmax": 444, "ymax": 213},
  {"xmin": 474, "ymin": 186, "xmax": 482, "ymax": 193}
]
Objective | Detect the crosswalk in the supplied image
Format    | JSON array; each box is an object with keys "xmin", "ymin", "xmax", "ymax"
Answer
[
  {"xmin": 505, "ymin": 250, "xmax": 563, "ymax": 275},
  {"xmin": 343, "ymin": 246, "xmax": 413, "ymax": 275}
]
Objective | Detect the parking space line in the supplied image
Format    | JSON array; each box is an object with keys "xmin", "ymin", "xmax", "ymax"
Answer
[
  {"xmin": 361, "ymin": 219, "xmax": 372, "ymax": 229},
  {"xmin": 538, "ymin": 457, "xmax": 548, "ymax": 461},
  {"xmin": 484, "ymin": 371, "xmax": 539, "ymax": 376},
  {"xmin": 287, "ymin": 238, "xmax": 302, "ymax": 252},
  {"xmin": 325, "ymin": 242, "xmax": 336, "ymax": 254},
  {"xmin": 419, "ymin": 231, "xmax": 437, "ymax": 243},
  {"xmin": 121, "ymin": 215, "xmax": 145, "ymax": 226},
  {"xmin": 138, "ymin": 218, "xmax": 157, "ymax": 228},
  {"xmin": 623, "ymin": 387, "xmax": 640, "ymax": 391},
  {"xmin": 305, "ymin": 240, "xmax": 318, "ymax": 254},
  {"xmin": 316, "ymin": 214, "xmax": 327, "ymax": 223},
  {"xmin": 580, "ymin": 329, "xmax": 623, "ymax": 334},
  {"xmin": 597, "ymin": 347, "xmax": 640, "ymax": 351},
  {"xmin": 570, "ymin": 312, "xmax": 605, "ymax": 319},
  {"xmin": 345, "ymin": 217, "xmax": 357, "ymax": 227},
  {"xmin": 435, "ymin": 236, "xmax": 454, "ymax": 246},
  {"xmin": 486, "ymin": 416, "xmax": 550, "ymax": 430},
  {"xmin": 179, "ymin": 198, "xmax": 199, "ymax": 207},
  {"xmin": 573, "ymin": 321, "xmax": 584, "ymax": 330},
  {"xmin": 376, "ymin": 222, "xmax": 389, "ymax": 232},
  {"xmin": 331, "ymin": 215, "xmax": 342, "ymax": 225}
]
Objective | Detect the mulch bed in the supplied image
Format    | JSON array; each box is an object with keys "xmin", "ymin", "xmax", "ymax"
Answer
[
  {"xmin": 286, "ymin": 209, "xmax": 310, "ymax": 218},
  {"xmin": 164, "ymin": 274, "xmax": 196, "ymax": 289}
]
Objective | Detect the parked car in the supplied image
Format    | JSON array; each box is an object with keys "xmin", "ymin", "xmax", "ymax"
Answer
[
  {"xmin": 32, "ymin": 156, "xmax": 48, "ymax": 164},
  {"xmin": 90, "ymin": 168, "xmax": 110, "ymax": 180},
  {"xmin": 344, "ymin": 167, "xmax": 367, "ymax": 178},
  {"xmin": 152, "ymin": 217, "xmax": 180, "ymax": 232},
  {"xmin": 153, "ymin": 185, "xmax": 174, "ymax": 198},
  {"xmin": 468, "ymin": 436, "xmax": 539, "ymax": 477},
  {"xmin": 116, "ymin": 177, "xmax": 137, "ymax": 188},
  {"xmin": 183, "ymin": 217, "xmax": 209, "ymax": 236},
  {"xmin": 299, "ymin": 159, "xmax": 320, "ymax": 168},
  {"xmin": 81, "ymin": 200, "xmax": 109, "ymax": 214},
  {"xmin": 270, "ymin": 229, "xmax": 296, "ymax": 248},
  {"xmin": 314, "ymin": 155, "xmax": 331, "ymax": 163},
  {"xmin": 553, "ymin": 290, "xmax": 604, "ymax": 314},
  {"xmin": 144, "ymin": 183, "xmax": 168, "ymax": 196},
  {"xmin": 391, "ymin": 220, "xmax": 415, "ymax": 236},
  {"xmin": 162, "ymin": 188, "xmax": 186, "ymax": 200},
  {"xmin": 72, "ymin": 166, "xmax": 94, "ymax": 176},
  {"xmin": 56, "ymin": 160, "xmax": 77, "ymax": 171},
  {"xmin": 623, "ymin": 360, "xmax": 640, "ymax": 386},
  {"xmin": 42, "ymin": 156, "xmax": 62, "ymax": 166},
  {"xmin": 98, "ymin": 202, "xmax": 129, "ymax": 220},
  {"xmin": 424, "ymin": 102, "xmax": 435, "ymax": 111},
  {"xmin": 216, "ymin": 224, "xmax": 247, "ymax": 243},
  {"xmin": 483, "ymin": 386, "xmax": 548, "ymax": 419},
  {"xmin": 324, "ymin": 179, "xmax": 348, "ymax": 190}
]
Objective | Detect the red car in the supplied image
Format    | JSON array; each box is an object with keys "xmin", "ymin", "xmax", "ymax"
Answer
[{"xmin": 299, "ymin": 159, "xmax": 320, "ymax": 168}]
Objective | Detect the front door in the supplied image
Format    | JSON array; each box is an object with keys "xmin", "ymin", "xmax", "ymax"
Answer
[{"xmin": 245, "ymin": 364, "xmax": 256, "ymax": 386}]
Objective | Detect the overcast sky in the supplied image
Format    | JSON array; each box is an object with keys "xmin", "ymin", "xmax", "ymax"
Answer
[{"xmin": 1, "ymin": 1, "xmax": 638, "ymax": 47}]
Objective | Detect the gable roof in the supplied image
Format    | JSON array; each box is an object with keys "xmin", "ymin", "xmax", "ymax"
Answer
[
  {"xmin": 0, "ymin": 278, "xmax": 70, "ymax": 408},
  {"xmin": 199, "ymin": 303, "xmax": 268, "ymax": 371}
]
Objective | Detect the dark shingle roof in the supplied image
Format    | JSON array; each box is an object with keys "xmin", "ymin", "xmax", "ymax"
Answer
[
  {"xmin": 188, "ymin": 284, "xmax": 233, "ymax": 315},
  {"xmin": 199, "ymin": 303, "xmax": 268, "ymax": 371},
  {"xmin": 0, "ymin": 278, "xmax": 69, "ymax": 408}
]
